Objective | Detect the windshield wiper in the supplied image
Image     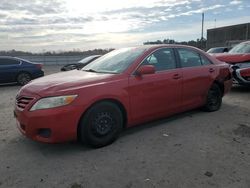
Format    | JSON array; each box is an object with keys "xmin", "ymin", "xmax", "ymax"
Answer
[{"xmin": 83, "ymin": 69, "xmax": 98, "ymax": 73}]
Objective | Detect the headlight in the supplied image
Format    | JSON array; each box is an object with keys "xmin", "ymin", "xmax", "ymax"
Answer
[
  {"xmin": 30, "ymin": 95, "xmax": 77, "ymax": 111},
  {"xmin": 235, "ymin": 62, "xmax": 250, "ymax": 69}
]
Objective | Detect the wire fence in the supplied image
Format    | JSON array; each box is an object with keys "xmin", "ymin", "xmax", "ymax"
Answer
[{"xmin": 17, "ymin": 55, "xmax": 89, "ymax": 65}]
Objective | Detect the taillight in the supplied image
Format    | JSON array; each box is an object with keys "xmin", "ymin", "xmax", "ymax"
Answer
[{"xmin": 36, "ymin": 64, "xmax": 43, "ymax": 69}]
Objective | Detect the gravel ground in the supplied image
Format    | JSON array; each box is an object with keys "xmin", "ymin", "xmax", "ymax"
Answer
[{"xmin": 0, "ymin": 66, "xmax": 250, "ymax": 188}]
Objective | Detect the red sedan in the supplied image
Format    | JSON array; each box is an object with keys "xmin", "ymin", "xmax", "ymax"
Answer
[
  {"xmin": 213, "ymin": 41, "xmax": 250, "ymax": 86},
  {"xmin": 14, "ymin": 45, "xmax": 232, "ymax": 147}
]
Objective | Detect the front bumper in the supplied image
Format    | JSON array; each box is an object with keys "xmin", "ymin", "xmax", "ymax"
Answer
[
  {"xmin": 14, "ymin": 103, "xmax": 84, "ymax": 143},
  {"xmin": 232, "ymin": 67, "xmax": 250, "ymax": 86}
]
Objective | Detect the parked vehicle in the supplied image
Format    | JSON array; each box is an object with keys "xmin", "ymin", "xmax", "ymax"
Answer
[
  {"xmin": 60, "ymin": 55, "xmax": 101, "ymax": 71},
  {"xmin": 14, "ymin": 45, "xmax": 232, "ymax": 147},
  {"xmin": 0, "ymin": 56, "xmax": 44, "ymax": 85},
  {"xmin": 213, "ymin": 41, "xmax": 250, "ymax": 86},
  {"xmin": 207, "ymin": 47, "xmax": 230, "ymax": 54}
]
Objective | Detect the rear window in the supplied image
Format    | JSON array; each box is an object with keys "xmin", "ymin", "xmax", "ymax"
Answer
[
  {"xmin": 177, "ymin": 49, "xmax": 202, "ymax": 68},
  {"xmin": 0, "ymin": 58, "xmax": 20, "ymax": 65}
]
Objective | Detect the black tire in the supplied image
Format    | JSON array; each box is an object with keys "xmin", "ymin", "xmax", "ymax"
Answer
[
  {"xmin": 203, "ymin": 83, "xmax": 222, "ymax": 112},
  {"xmin": 79, "ymin": 101, "xmax": 123, "ymax": 148},
  {"xmin": 17, "ymin": 72, "xmax": 31, "ymax": 86}
]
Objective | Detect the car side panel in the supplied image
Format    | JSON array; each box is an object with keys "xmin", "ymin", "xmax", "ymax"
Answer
[
  {"xmin": 0, "ymin": 63, "xmax": 20, "ymax": 83},
  {"xmin": 20, "ymin": 61, "xmax": 44, "ymax": 79},
  {"xmin": 181, "ymin": 65, "xmax": 218, "ymax": 110},
  {"xmin": 128, "ymin": 70, "xmax": 182, "ymax": 124}
]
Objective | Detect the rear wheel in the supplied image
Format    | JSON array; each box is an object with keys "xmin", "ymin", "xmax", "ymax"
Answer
[
  {"xmin": 203, "ymin": 83, "xmax": 222, "ymax": 112},
  {"xmin": 79, "ymin": 101, "xmax": 123, "ymax": 148},
  {"xmin": 17, "ymin": 72, "xmax": 31, "ymax": 86}
]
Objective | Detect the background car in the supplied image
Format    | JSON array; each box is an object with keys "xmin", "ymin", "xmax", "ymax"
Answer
[
  {"xmin": 60, "ymin": 55, "xmax": 101, "ymax": 71},
  {"xmin": 207, "ymin": 47, "xmax": 230, "ymax": 54},
  {"xmin": 14, "ymin": 45, "xmax": 232, "ymax": 148},
  {"xmin": 0, "ymin": 56, "xmax": 44, "ymax": 85},
  {"xmin": 213, "ymin": 41, "xmax": 250, "ymax": 86}
]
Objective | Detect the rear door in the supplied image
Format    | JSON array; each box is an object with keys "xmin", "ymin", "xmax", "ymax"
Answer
[
  {"xmin": 175, "ymin": 48, "xmax": 217, "ymax": 109},
  {"xmin": 0, "ymin": 58, "xmax": 21, "ymax": 83},
  {"xmin": 128, "ymin": 48, "xmax": 182, "ymax": 122}
]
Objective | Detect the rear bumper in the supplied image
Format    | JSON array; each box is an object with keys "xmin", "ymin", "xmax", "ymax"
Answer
[{"xmin": 32, "ymin": 70, "xmax": 44, "ymax": 79}]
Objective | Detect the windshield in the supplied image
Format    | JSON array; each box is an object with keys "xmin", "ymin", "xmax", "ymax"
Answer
[
  {"xmin": 229, "ymin": 43, "xmax": 250, "ymax": 54},
  {"xmin": 207, "ymin": 48, "xmax": 224, "ymax": 53},
  {"xmin": 82, "ymin": 47, "xmax": 146, "ymax": 74},
  {"xmin": 78, "ymin": 56, "xmax": 98, "ymax": 64}
]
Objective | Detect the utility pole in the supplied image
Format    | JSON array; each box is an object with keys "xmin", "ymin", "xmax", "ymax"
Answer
[
  {"xmin": 201, "ymin": 12, "xmax": 204, "ymax": 40},
  {"xmin": 201, "ymin": 12, "xmax": 205, "ymax": 49}
]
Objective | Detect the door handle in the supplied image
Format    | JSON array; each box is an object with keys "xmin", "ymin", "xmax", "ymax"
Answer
[
  {"xmin": 209, "ymin": 68, "xmax": 215, "ymax": 73},
  {"xmin": 172, "ymin": 74, "xmax": 182, "ymax": 79}
]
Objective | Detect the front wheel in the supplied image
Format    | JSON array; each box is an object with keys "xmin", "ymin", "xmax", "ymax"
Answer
[
  {"xmin": 203, "ymin": 84, "xmax": 222, "ymax": 112},
  {"xmin": 17, "ymin": 72, "xmax": 31, "ymax": 86},
  {"xmin": 79, "ymin": 101, "xmax": 123, "ymax": 148}
]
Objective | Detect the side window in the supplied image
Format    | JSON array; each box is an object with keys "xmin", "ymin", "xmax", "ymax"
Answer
[
  {"xmin": 0, "ymin": 58, "xmax": 19, "ymax": 65},
  {"xmin": 200, "ymin": 55, "xmax": 213, "ymax": 65},
  {"xmin": 0, "ymin": 58, "xmax": 6, "ymax": 65},
  {"xmin": 177, "ymin": 49, "xmax": 202, "ymax": 68},
  {"xmin": 142, "ymin": 48, "xmax": 176, "ymax": 71}
]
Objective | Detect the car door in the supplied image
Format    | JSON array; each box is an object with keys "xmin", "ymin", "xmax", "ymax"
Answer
[
  {"xmin": 128, "ymin": 48, "xmax": 182, "ymax": 123},
  {"xmin": 175, "ymin": 48, "xmax": 217, "ymax": 110},
  {"xmin": 0, "ymin": 58, "xmax": 21, "ymax": 83}
]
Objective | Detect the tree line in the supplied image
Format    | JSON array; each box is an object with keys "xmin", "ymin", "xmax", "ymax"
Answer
[
  {"xmin": 0, "ymin": 38, "xmax": 207, "ymax": 56},
  {"xmin": 0, "ymin": 48, "xmax": 114, "ymax": 56},
  {"xmin": 143, "ymin": 38, "xmax": 207, "ymax": 50}
]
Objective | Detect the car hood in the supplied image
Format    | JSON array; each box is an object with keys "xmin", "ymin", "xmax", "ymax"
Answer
[
  {"xmin": 20, "ymin": 70, "xmax": 116, "ymax": 96},
  {"xmin": 213, "ymin": 53, "xmax": 250, "ymax": 64}
]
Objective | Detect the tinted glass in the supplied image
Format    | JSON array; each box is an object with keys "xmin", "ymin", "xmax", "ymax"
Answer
[
  {"xmin": 141, "ymin": 48, "xmax": 176, "ymax": 71},
  {"xmin": 229, "ymin": 43, "xmax": 250, "ymax": 53},
  {"xmin": 79, "ymin": 56, "xmax": 99, "ymax": 64},
  {"xmin": 200, "ymin": 55, "xmax": 212, "ymax": 65},
  {"xmin": 177, "ymin": 49, "xmax": 202, "ymax": 68},
  {"xmin": 207, "ymin": 48, "xmax": 224, "ymax": 53},
  {"xmin": 0, "ymin": 58, "xmax": 19, "ymax": 65}
]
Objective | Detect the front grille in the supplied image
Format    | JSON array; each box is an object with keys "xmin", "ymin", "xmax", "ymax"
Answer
[{"xmin": 16, "ymin": 96, "xmax": 34, "ymax": 110}]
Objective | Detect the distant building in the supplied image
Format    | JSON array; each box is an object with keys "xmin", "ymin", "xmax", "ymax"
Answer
[{"xmin": 206, "ymin": 23, "xmax": 250, "ymax": 49}]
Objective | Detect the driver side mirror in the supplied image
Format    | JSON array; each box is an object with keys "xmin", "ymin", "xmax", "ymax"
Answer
[{"xmin": 136, "ymin": 65, "xmax": 155, "ymax": 76}]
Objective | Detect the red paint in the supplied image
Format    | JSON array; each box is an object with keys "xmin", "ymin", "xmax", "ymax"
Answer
[
  {"xmin": 240, "ymin": 69, "xmax": 250, "ymax": 77},
  {"xmin": 212, "ymin": 41, "xmax": 250, "ymax": 85},
  {"xmin": 213, "ymin": 53, "xmax": 250, "ymax": 64},
  {"xmin": 14, "ymin": 45, "xmax": 232, "ymax": 143}
]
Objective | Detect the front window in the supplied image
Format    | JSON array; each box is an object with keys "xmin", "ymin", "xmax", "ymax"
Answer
[
  {"xmin": 229, "ymin": 43, "xmax": 250, "ymax": 54},
  {"xmin": 141, "ymin": 48, "xmax": 176, "ymax": 71},
  {"xmin": 82, "ymin": 47, "xmax": 146, "ymax": 74}
]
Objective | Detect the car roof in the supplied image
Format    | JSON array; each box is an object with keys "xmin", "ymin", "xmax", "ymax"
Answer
[
  {"xmin": 209, "ymin": 47, "xmax": 228, "ymax": 49},
  {"xmin": 0, "ymin": 56, "xmax": 16, "ymax": 59},
  {"xmin": 86, "ymin": 55, "xmax": 102, "ymax": 57},
  {"xmin": 241, "ymin": 40, "xmax": 250, "ymax": 44},
  {"xmin": 0, "ymin": 56, "xmax": 32, "ymax": 63},
  {"xmin": 132, "ymin": 44, "xmax": 204, "ymax": 51}
]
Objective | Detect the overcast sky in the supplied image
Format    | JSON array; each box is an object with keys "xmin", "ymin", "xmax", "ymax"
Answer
[{"xmin": 0, "ymin": 0, "xmax": 249, "ymax": 52}]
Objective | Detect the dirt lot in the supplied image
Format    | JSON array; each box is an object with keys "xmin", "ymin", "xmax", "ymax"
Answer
[{"xmin": 0, "ymin": 66, "xmax": 250, "ymax": 188}]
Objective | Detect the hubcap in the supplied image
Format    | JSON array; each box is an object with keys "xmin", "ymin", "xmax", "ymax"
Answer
[
  {"xmin": 19, "ymin": 74, "xmax": 30, "ymax": 85},
  {"xmin": 92, "ymin": 112, "xmax": 114, "ymax": 136}
]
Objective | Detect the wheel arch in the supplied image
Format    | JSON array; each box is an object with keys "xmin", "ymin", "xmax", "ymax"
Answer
[
  {"xmin": 213, "ymin": 80, "xmax": 224, "ymax": 95},
  {"xmin": 16, "ymin": 71, "xmax": 32, "ymax": 80}
]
